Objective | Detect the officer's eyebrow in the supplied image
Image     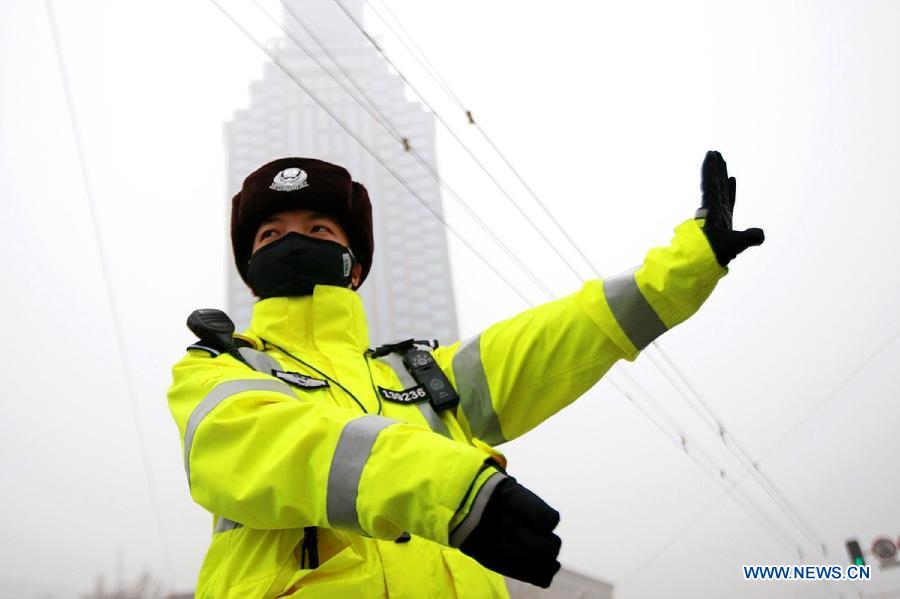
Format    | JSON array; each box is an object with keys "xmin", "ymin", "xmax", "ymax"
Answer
[
  {"xmin": 258, "ymin": 214, "xmax": 284, "ymax": 227},
  {"xmin": 307, "ymin": 211, "xmax": 338, "ymax": 224}
]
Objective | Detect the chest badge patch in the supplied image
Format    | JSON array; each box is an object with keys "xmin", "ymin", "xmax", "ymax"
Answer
[
  {"xmin": 378, "ymin": 385, "xmax": 428, "ymax": 404},
  {"xmin": 272, "ymin": 370, "xmax": 329, "ymax": 390}
]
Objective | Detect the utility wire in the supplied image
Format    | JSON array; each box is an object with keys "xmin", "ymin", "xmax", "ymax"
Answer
[
  {"xmin": 343, "ymin": 2, "xmax": 851, "ymax": 563},
  {"xmin": 641, "ymin": 324, "xmax": 900, "ymax": 569},
  {"xmin": 615, "ymin": 370, "xmax": 805, "ymax": 555},
  {"xmin": 760, "ymin": 326, "xmax": 900, "ymax": 461},
  {"xmin": 215, "ymin": 4, "xmax": 832, "ymax": 563},
  {"xmin": 329, "ymin": 0, "xmax": 586, "ymax": 285},
  {"xmin": 306, "ymin": 0, "xmax": 848, "ymax": 580},
  {"xmin": 609, "ymin": 374, "xmax": 806, "ymax": 558},
  {"xmin": 617, "ymin": 329, "xmax": 897, "ymax": 593},
  {"xmin": 360, "ymin": 0, "xmax": 466, "ymax": 111},
  {"xmin": 228, "ymin": 6, "xmax": 862, "ymax": 594},
  {"xmin": 208, "ymin": 0, "xmax": 536, "ymax": 308},
  {"xmin": 350, "ymin": 0, "xmax": 603, "ymax": 279},
  {"xmin": 44, "ymin": 0, "xmax": 176, "ymax": 586},
  {"xmin": 270, "ymin": 2, "xmax": 398, "ymax": 142},
  {"xmin": 259, "ymin": 0, "xmax": 554, "ymax": 300},
  {"xmin": 612, "ymin": 372, "xmax": 847, "ymax": 598},
  {"xmin": 646, "ymin": 345, "xmax": 831, "ymax": 557}
]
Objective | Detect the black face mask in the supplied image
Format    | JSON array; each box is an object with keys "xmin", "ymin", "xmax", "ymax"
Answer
[{"xmin": 247, "ymin": 232, "xmax": 356, "ymax": 299}]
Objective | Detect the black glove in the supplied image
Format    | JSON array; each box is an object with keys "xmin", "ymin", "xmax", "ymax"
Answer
[
  {"xmin": 697, "ymin": 150, "xmax": 765, "ymax": 266},
  {"xmin": 453, "ymin": 473, "xmax": 561, "ymax": 588}
]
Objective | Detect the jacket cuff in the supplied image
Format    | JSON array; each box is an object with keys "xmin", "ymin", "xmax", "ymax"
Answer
[
  {"xmin": 636, "ymin": 219, "xmax": 727, "ymax": 329},
  {"xmin": 448, "ymin": 469, "xmax": 507, "ymax": 547}
]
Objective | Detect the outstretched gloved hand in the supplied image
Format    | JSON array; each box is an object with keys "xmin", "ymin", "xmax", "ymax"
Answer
[
  {"xmin": 450, "ymin": 470, "xmax": 561, "ymax": 588},
  {"xmin": 697, "ymin": 150, "xmax": 765, "ymax": 266}
]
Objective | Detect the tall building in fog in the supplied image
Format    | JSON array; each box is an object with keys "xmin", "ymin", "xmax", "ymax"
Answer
[{"xmin": 224, "ymin": 0, "xmax": 458, "ymax": 346}]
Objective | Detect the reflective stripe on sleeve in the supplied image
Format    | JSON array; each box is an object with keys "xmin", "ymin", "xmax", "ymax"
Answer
[
  {"xmin": 376, "ymin": 353, "xmax": 451, "ymax": 438},
  {"xmin": 326, "ymin": 415, "xmax": 397, "ymax": 534},
  {"xmin": 602, "ymin": 267, "xmax": 668, "ymax": 351},
  {"xmin": 449, "ymin": 471, "xmax": 507, "ymax": 548},
  {"xmin": 237, "ymin": 346, "xmax": 282, "ymax": 375},
  {"xmin": 452, "ymin": 335, "xmax": 505, "ymax": 445},
  {"xmin": 183, "ymin": 378, "xmax": 296, "ymax": 479}
]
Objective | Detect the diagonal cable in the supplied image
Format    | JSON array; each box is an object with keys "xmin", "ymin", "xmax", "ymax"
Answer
[
  {"xmin": 44, "ymin": 0, "xmax": 176, "ymax": 585},
  {"xmin": 360, "ymin": 0, "xmax": 465, "ymax": 111},
  {"xmin": 348, "ymin": 0, "xmax": 602, "ymax": 278},
  {"xmin": 646, "ymin": 344, "xmax": 831, "ymax": 556},
  {"xmin": 329, "ymin": 0, "xmax": 586, "ymax": 285},
  {"xmin": 611, "ymin": 372, "xmax": 848, "ymax": 598},
  {"xmin": 341, "ymin": 3, "xmax": 860, "ymax": 562},
  {"xmin": 615, "ymin": 332, "xmax": 897, "ymax": 593},
  {"xmin": 208, "ymin": 0, "xmax": 536, "ymax": 307},
  {"xmin": 261, "ymin": 0, "xmax": 555, "ymax": 300},
  {"xmin": 235, "ymin": 6, "xmax": 866, "ymax": 596},
  {"xmin": 759, "ymin": 326, "xmax": 900, "ymax": 461}
]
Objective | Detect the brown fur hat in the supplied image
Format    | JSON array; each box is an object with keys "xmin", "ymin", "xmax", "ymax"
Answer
[{"xmin": 231, "ymin": 157, "xmax": 374, "ymax": 288}]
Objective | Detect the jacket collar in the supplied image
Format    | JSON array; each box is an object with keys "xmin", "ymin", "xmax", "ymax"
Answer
[{"xmin": 248, "ymin": 285, "xmax": 371, "ymax": 355}]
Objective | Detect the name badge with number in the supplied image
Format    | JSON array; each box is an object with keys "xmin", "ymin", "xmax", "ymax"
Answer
[{"xmin": 378, "ymin": 386, "xmax": 428, "ymax": 404}]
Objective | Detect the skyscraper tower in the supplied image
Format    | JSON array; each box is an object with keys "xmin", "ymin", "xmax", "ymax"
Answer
[{"xmin": 225, "ymin": 0, "xmax": 458, "ymax": 346}]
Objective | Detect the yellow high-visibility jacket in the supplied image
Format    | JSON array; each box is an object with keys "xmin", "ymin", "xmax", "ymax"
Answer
[{"xmin": 167, "ymin": 219, "xmax": 726, "ymax": 598}]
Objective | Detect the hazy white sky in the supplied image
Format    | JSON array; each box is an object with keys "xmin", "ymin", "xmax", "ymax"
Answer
[{"xmin": 2, "ymin": 0, "xmax": 899, "ymax": 597}]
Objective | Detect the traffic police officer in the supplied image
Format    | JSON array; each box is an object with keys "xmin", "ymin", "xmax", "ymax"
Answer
[{"xmin": 167, "ymin": 152, "xmax": 763, "ymax": 597}]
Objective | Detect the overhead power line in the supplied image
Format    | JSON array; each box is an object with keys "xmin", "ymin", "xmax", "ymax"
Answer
[
  {"xmin": 760, "ymin": 326, "xmax": 900, "ymax": 461},
  {"xmin": 212, "ymin": 4, "xmax": 825, "ymax": 564},
  {"xmin": 352, "ymin": 0, "xmax": 603, "ymax": 279},
  {"xmin": 208, "ymin": 0, "xmax": 540, "ymax": 307},
  {"xmin": 646, "ymin": 345, "xmax": 831, "ymax": 556},
  {"xmin": 612, "ymin": 371, "xmax": 849, "ymax": 598},
  {"xmin": 329, "ymin": 0, "xmax": 587, "ymax": 285},
  {"xmin": 256, "ymin": 0, "xmax": 554, "ymax": 300},
  {"xmin": 616, "ymin": 370, "xmax": 807, "ymax": 557},
  {"xmin": 361, "ymin": 0, "xmax": 466, "ymax": 112},
  {"xmin": 217, "ymin": 6, "xmax": 865, "ymax": 596},
  {"xmin": 617, "ymin": 327, "xmax": 899, "ymax": 592},
  {"xmin": 339, "ymin": 0, "xmax": 856, "ymax": 571},
  {"xmin": 44, "ymin": 0, "xmax": 176, "ymax": 585}
]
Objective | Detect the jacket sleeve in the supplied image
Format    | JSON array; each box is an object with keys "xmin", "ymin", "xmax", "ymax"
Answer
[
  {"xmin": 433, "ymin": 218, "xmax": 727, "ymax": 445},
  {"xmin": 167, "ymin": 353, "xmax": 490, "ymax": 544}
]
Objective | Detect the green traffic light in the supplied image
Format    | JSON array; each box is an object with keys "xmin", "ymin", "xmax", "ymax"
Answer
[{"xmin": 854, "ymin": 557, "xmax": 865, "ymax": 566}]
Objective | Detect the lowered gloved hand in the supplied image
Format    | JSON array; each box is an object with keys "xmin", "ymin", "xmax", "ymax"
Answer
[
  {"xmin": 696, "ymin": 150, "xmax": 765, "ymax": 266},
  {"xmin": 449, "ymin": 467, "xmax": 561, "ymax": 588}
]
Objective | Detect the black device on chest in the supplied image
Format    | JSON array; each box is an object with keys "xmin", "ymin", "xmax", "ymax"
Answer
[
  {"xmin": 371, "ymin": 338, "xmax": 460, "ymax": 413},
  {"xmin": 402, "ymin": 347, "xmax": 459, "ymax": 412}
]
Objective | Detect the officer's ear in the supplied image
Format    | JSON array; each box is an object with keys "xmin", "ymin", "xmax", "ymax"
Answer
[{"xmin": 350, "ymin": 262, "xmax": 362, "ymax": 290}]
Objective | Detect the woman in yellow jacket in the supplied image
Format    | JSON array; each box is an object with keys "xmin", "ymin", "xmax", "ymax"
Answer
[{"xmin": 167, "ymin": 152, "xmax": 763, "ymax": 597}]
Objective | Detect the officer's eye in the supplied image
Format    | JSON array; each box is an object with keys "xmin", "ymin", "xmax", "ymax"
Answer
[
  {"xmin": 260, "ymin": 229, "xmax": 279, "ymax": 241},
  {"xmin": 311, "ymin": 224, "xmax": 333, "ymax": 234}
]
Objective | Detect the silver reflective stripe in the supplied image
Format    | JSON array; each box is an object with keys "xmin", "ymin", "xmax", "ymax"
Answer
[
  {"xmin": 183, "ymin": 378, "xmax": 295, "ymax": 478},
  {"xmin": 416, "ymin": 402, "xmax": 451, "ymax": 438},
  {"xmin": 376, "ymin": 354, "xmax": 451, "ymax": 438},
  {"xmin": 238, "ymin": 346, "xmax": 282, "ymax": 375},
  {"xmin": 215, "ymin": 517, "xmax": 242, "ymax": 533},
  {"xmin": 187, "ymin": 343, "xmax": 221, "ymax": 357},
  {"xmin": 603, "ymin": 267, "xmax": 668, "ymax": 351},
  {"xmin": 376, "ymin": 353, "xmax": 417, "ymax": 388},
  {"xmin": 452, "ymin": 335, "xmax": 505, "ymax": 445},
  {"xmin": 326, "ymin": 415, "xmax": 396, "ymax": 534},
  {"xmin": 449, "ymin": 471, "xmax": 507, "ymax": 548}
]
